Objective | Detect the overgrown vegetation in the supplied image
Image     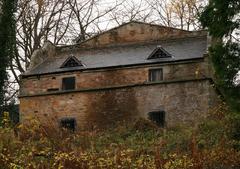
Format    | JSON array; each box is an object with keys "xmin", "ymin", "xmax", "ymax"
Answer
[{"xmin": 0, "ymin": 104, "xmax": 240, "ymax": 169}]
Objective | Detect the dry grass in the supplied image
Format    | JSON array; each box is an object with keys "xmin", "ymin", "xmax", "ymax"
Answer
[{"xmin": 0, "ymin": 104, "xmax": 240, "ymax": 169}]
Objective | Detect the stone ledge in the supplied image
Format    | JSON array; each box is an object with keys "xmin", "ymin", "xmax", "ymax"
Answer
[{"xmin": 19, "ymin": 77, "xmax": 212, "ymax": 98}]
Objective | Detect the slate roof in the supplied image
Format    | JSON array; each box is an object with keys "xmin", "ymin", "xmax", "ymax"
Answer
[{"xmin": 23, "ymin": 36, "xmax": 207, "ymax": 76}]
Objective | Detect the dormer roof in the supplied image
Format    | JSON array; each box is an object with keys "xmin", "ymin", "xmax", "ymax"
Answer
[
  {"xmin": 147, "ymin": 46, "xmax": 172, "ymax": 60},
  {"xmin": 60, "ymin": 56, "xmax": 83, "ymax": 68}
]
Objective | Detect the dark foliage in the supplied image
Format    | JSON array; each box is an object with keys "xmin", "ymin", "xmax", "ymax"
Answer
[
  {"xmin": 0, "ymin": 103, "xmax": 19, "ymax": 126},
  {"xmin": 0, "ymin": 0, "xmax": 17, "ymax": 106},
  {"xmin": 200, "ymin": 0, "xmax": 240, "ymax": 111},
  {"xmin": 210, "ymin": 42, "xmax": 240, "ymax": 110},
  {"xmin": 200, "ymin": 0, "xmax": 240, "ymax": 38}
]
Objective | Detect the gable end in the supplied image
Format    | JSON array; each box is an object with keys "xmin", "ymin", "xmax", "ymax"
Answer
[{"xmin": 76, "ymin": 21, "xmax": 207, "ymax": 48}]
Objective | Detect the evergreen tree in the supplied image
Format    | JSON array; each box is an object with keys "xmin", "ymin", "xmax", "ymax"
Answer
[
  {"xmin": 200, "ymin": 0, "xmax": 240, "ymax": 111},
  {"xmin": 0, "ymin": 0, "xmax": 16, "ymax": 106}
]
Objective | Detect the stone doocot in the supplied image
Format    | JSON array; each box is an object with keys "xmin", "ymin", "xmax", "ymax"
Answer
[{"xmin": 19, "ymin": 21, "xmax": 219, "ymax": 129}]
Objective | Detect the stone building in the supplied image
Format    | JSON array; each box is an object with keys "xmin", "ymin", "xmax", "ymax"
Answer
[{"xmin": 19, "ymin": 21, "xmax": 218, "ymax": 130}]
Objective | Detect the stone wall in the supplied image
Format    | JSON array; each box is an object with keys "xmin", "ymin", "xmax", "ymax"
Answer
[
  {"xmin": 20, "ymin": 79, "xmax": 216, "ymax": 129},
  {"xmin": 19, "ymin": 22, "xmax": 214, "ymax": 129},
  {"xmin": 20, "ymin": 59, "xmax": 208, "ymax": 96},
  {"xmin": 19, "ymin": 57, "xmax": 219, "ymax": 129}
]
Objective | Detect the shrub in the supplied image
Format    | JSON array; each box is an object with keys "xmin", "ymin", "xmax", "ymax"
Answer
[{"xmin": 0, "ymin": 105, "xmax": 240, "ymax": 168}]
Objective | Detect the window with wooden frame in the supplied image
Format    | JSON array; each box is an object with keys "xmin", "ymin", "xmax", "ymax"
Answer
[
  {"xmin": 62, "ymin": 77, "xmax": 76, "ymax": 90},
  {"xmin": 149, "ymin": 68, "xmax": 163, "ymax": 82}
]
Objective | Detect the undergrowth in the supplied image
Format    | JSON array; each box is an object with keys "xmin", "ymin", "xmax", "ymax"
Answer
[{"xmin": 0, "ymin": 104, "xmax": 240, "ymax": 169}]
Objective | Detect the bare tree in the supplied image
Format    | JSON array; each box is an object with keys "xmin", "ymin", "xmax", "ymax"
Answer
[
  {"xmin": 67, "ymin": 0, "xmax": 125, "ymax": 42},
  {"xmin": 11, "ymin": 0, "xmax": 121, "ymax": 83},
  {"xmin": 7, "ymin": 0, "xmax": 72, "ymax": 101},
  {"xmin": 170, "ymin": 0, "xmax": 205, "ymax": 30},
  {"xmin": 146, "ymin": 0, "xmax": 174, "ymax": 27},
  {"xmin": 107, "ymin": 0, "xmax": 207, "ymax": 30},
  {"xmin": 147, "ymin": 0, "xmax": 207, "ymax": 30},
  {"xmin": 108, "ymin": 0, "xmax": 152, "ymax": 26},
  {"xmin": 8, "ymin": 0, "xmax": 122, "ymax": 101},
  {"xmin": 14, "ymin": 0, "xmax": 70, "ymax": 72}
]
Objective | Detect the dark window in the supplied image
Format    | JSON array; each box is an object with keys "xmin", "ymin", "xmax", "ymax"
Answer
[
  {"xmin": 61, "ymin": 56, "xmax": 82, "ymax": 68},
  {"xmin": 147, "ymin": 47, "xmax": 171, "ymax": 60},
  {"xmin": 149, "ymin": 69, "xmax": 163, "ymax": 82},
  {"xmin": 148, "ymin": 111, "xmax": 165, "ymax": 127},
  {"xmin": 62, "ymin": 77, "xmax": 75, "ymax": 90},
  {"xmin": 60, "ymin": 118, "xmax": 76, "ymax": 131}
]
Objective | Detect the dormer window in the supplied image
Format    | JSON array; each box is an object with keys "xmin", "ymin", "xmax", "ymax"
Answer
[
  {"xmin": 147, "ymin": 46, "xmax": 171, "ymax": 60},
  {"xmin": 60, "ymin": 56, "xmax": 83, "ymax": 68}
]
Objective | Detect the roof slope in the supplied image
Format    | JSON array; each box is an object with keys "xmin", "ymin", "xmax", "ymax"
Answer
[{"xmin": 23, "ymin": 36, "xmax": 207, "ymax": 76}]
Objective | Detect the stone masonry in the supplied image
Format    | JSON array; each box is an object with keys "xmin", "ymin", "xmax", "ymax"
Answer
[{"xmin": 19, "ymin": 21, "xmax": 219, "ymax": 130}]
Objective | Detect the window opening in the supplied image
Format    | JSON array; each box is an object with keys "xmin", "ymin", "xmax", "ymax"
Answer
[
  {"xmin": 62, "ymin": 77, "xmax": 75, "ymax": 90},
  {"xmin": 60, "ymin": 118, "xmax": 76, "ymax": 131},
  {"xmin": 149, "ymin": 68, "xmax": 163, "ymax": 82},
  {"xmin": 148, "ymin": 111, "xmax": 165, "ymax": 127}
]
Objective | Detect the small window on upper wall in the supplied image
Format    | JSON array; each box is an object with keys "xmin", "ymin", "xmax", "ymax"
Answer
[
  {"xmin": 149, "ymin": 68, "xmax": 163, "ymax": 82},
  {"xmin": 62, "ymin": 77, "xmax": 75, "ymax": 90}
]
